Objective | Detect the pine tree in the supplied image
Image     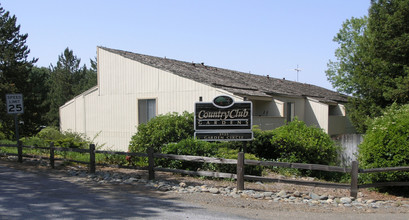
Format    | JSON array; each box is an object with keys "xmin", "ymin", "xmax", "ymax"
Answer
[
  {"xmin": 0, "ymin": 4, "xmax": 37, "ymax": 138},
  {"xmin": 47, "ymin": 48, "xmax": 96, "ymax": 126}
]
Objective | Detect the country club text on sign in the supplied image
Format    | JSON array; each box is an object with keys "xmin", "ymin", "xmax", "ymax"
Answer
[
  {"xmin": 194, "ymin": 95, "xmax": 253, "ymax": 141},
  {"xmin": 195, "ymin": 103, "xmax": 251, "ymax": 130}
]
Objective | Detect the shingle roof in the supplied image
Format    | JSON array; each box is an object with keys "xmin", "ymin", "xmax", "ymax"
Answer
[{"xmin": 100, "ymin": 47, "xmax": 348, "ymax": 104}]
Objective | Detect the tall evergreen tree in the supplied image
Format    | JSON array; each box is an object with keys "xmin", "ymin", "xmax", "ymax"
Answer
[
  {"xmin": 326, "ymin": 0, "xmax": 409, "ymax": 132},
  {"xmin": 24, "ymin": 67, "xmax": 51, "ymax": 134},
  {"xmin": 47, "ymin": 48, "xmax": 82, "ymax": 126},
  {"xmin": 0, "ymin": 4, "xmax": 38, "ymax": 138},
  {"xmin": 47, "ymin": 48, "xmax": 97, "ymax": 126}
]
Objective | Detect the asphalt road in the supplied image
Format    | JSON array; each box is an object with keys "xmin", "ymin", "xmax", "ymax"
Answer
[
  {"xmin": 2, "ymin": 161, "xmax": 409, "ymax": 220},
  {"xmin": 0, "ymin": 163, "xmax": 248, "ymax": 220}
]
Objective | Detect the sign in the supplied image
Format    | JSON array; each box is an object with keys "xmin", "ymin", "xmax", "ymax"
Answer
[
  {"xmin": 195, "ymin": 131, "xmax": 253, "ymax": 141},
  {"xmin": 6, "ymin": 94, "xmax": 24, "ymax": 114},
  {"xmin": 194, "ymin": 95, "xmax": 253, "ymax": 141}
]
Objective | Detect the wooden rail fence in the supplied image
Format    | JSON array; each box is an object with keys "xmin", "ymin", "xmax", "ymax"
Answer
[{"xmin": 1, "ymin": 142, "xmax": 409, "ymax": 198}]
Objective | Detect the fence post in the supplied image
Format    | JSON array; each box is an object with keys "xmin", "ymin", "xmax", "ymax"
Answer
[
  {"xmin": 49, "ymin": 142, "xmax": 55, "ymax": 169},
  {"xmin": 17, "ymin": 141, "xmax": 22, "ymax": 163},
  {"xmin": 237, "ymin": 152, "xmax": 245, "ymax": 190},
  {"xmin": 89, "ymin": 144, "xmax": 96, "ymax": 174},
  {"xmin": 148, "ymin": 147, "xmax": 155, "ymax": 180},
  {"xmin": 350, "ymin": 160, "xmax": 358, "ymax": 198}
]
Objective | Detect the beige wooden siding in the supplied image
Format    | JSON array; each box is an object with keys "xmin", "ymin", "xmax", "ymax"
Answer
[
  {"xmin": 60, "ymin": 99, "xmax": 76, "ymax": 132},
  {"xmin": 253, "ymin": 116, "xmax": 285, "ymax": 130},
  {"xmin": 75, "ymin": 95, "xmax": 85, "ymax": 133},
  {"xmin": 305, "ymin": 97, "xmax": 329, "ymax": 132},
  {"xmin": 60, "ymin": 48, "xmax": 238, "ymax": 151}
]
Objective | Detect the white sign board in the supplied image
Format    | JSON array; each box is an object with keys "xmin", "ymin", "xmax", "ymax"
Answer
[{"xmin": 6, "ymin": 94, "xmax": 24, "ymax": 114}]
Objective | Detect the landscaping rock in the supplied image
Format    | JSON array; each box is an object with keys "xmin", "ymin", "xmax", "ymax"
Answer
[
  {"xmin": 340, "ymin": 197, "xmax": 352, "ymax": 204},
  {"xmin": 53, "ymin": 165, "xmax": 409, "ymax": 211}
]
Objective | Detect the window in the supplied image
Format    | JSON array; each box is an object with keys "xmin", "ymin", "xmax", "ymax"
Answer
[
  {"xmin": 138, "ymin": 99, "xmax": 156, "ymax": 124},
  {"xmin": 329, "ymin": 104, "xmax": 345, "ymax": 116},
  {"xmin": 286, "ymin": 102, "xmax": 294, "ymax": 122}
]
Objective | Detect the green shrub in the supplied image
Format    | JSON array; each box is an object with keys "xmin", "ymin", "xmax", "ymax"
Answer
[
  {"xmin": 267, "ymin": 118, "xmax": 341, "ymax": 180},
  {"xmin": 37, "ymin": 126, "xmax": 64, "ymax": 140},
  {"xmin": 213, "ymin": 147, "xmax": 263, "ymax": 176},
  {"xmin": 0, "ymin": 123, "xmax": 6, "ymax": 140},
  {"xmin": 129, "ymin": 111, "xmax": 194, "ymax": 153},
  {"xmin": 159, "ymin": 138, "xmax": 262, "ymax": 176},
  {"xmin": 30, "ymin": 127, "xmax": 89, "ymax": 149},
  {"xmin": 159, "ymin": 137, "xmax": 218, "ymax": 170},
  {"xmin": 358, "ymin": 103, "xmax": 409, "ymax": 184},
  {"xmin": 270, "ymin": 118, "xmax": 340, "ymax": 165},
  {"xmin": 101, "ymin": 153, "xmax": 128, "ymax": 166},
  {"xmin": 248, "ymin": 127, "xmax": 277, "ymax": 160}
]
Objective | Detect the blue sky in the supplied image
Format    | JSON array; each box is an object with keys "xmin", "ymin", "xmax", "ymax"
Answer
[{"xmin": 2, "ymin": 1, "xmax": 370, "ymax": 90}]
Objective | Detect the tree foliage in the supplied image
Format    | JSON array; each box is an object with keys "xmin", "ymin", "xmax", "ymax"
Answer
[
  {"xmin": 326, "ymin": 16, "xmax": 368, "ymax": 95},
  {"xmin": 0, "ymin": 4, "xmax": 96, "ymax": 137},
  {"xmin": 47, "ymin": 48, "xmax": 97, "ymax": 126},
  {"xmin": 0, "ymin": 4, "xmax": 38, "ymax": 138},
  {"xmin": 22, "ymin": 67, "xmax": 51, "ymax": 134},
  {"xmin": 326, "ymin": 0, "xmax": 409, "ymax": 132}
]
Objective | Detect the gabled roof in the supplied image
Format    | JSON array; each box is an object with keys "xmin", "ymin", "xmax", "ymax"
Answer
[{"xmin": 100, "ymin": 47, "xmax": 348, "ymax": 104}]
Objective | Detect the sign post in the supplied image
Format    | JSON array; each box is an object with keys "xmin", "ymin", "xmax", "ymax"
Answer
[
  {"xmin": 6, "ymin": 94, "xmax": 24, "ymax": 144},
  {"xmin": 194, "ymin": 95, "xmax": 252, "ymax": 191}
]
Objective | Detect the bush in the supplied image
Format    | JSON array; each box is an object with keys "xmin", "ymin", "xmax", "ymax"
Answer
[
  {"xmin": 129, "ymin": 111, "xmax": 194, "ymax": 153},
  {"xmin": 29, "ymin": 127, "xmax": 90, "ymax": 148},
  {"xmin": 358, "ymin": 104, "xmax": 409, "ymax": 184},
  {"xmin": 159, "ymin": 137, "xmax": 218, "ymax": 170},
  {"xmin": 159, "ymin": 138, "xmax": 262, "ymax": 176},
  {"xmin": 267, "ymin": 118, "xmax": 341, "ymax": 180},
  {"xmin": 270, "ymin": 118, "xmax": 340, "ymax": 165},
  {"xmin": 214, "ymin": 147, "xmax": 263, "ymax": 176},
  {"xmin": 248, "ymin": 127, "xmax": 277, "ymax": 160},
  {"xmin": 0, "ymin": 123, "xmax": 6, "ymax": 140},
  {"xmin": 22, "ymin": 136, "xmax": 48, "ymax": 148}
]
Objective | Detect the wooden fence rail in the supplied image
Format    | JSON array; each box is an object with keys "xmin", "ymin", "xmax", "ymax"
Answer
[{"xmin": 1, "ymin": 142, "xmax": 409, "ymax": 198}]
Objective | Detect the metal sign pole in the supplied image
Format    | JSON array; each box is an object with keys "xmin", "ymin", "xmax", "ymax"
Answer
[
  {"xmin": 6, "ymin": 94, "xmax": 23, "ymax": 143},
  {"xmin": 14, "ymin": 114, "xmax": 19, "ymax": 143}
]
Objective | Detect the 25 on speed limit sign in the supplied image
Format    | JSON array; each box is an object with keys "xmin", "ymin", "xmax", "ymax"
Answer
[{"xmin": 6, "ymin": 94, "xmax": 24, "ymax": 114}]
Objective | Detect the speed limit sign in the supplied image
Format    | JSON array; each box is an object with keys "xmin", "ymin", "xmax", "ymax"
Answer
[{"xmin": 6, "ymin": 94, "xmax": 24, "ymax": 114}]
